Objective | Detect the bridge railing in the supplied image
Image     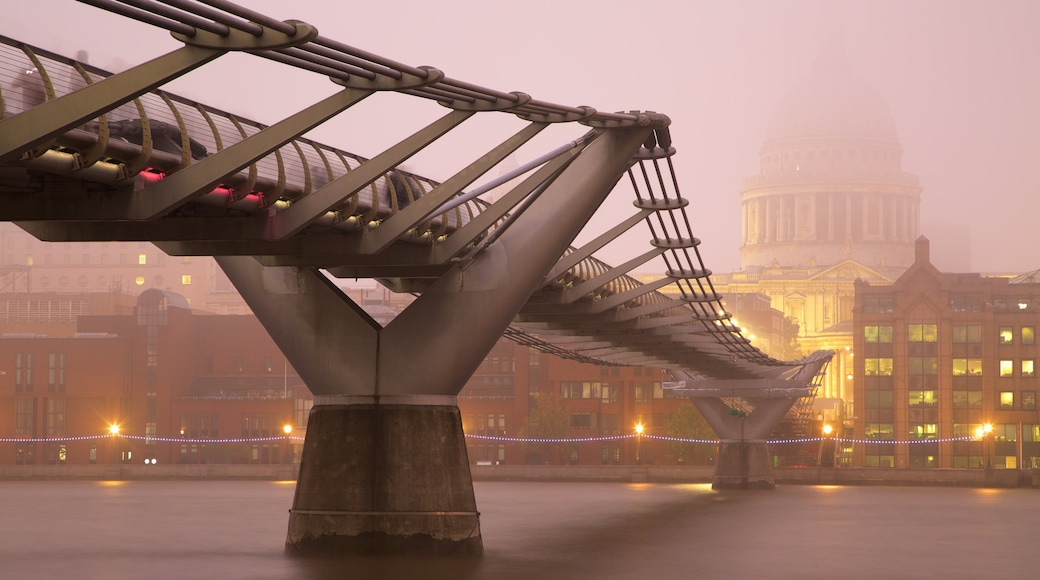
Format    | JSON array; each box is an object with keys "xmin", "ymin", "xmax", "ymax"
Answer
[{"xmin": 0, "ymin": 35, "xmax": 482, "ymax": 236}]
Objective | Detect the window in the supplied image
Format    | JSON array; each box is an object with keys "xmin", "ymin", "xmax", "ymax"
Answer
[
  {"xmin": 634, "ymin": 383, "xmax": 654, "ymax": 403},
  {"xmin": 865, "ymin": 423, "xmax": 894, "ymax": 439},
  {"xmin": 950, "ymin": 295, "xmax": 982, "ymax": 312},
  {"xmin": 16, "ymin": 399, "xmax": 33, "ymax": 435},
  {"xmin": 909, "ymin": 423, "xmax": 938, "ymax": 439},
  {"xmin": 138, "ymin": 253, "xmax": 147, "ymax": 265},
  {"xmin": 570, "ymin": 414, "xmax": 593, "ymax": 429},
  {"xmin": 909, "ymin": 390, "xmax": 938, "ymax": 407},
  {"xmin": 953, "ymin": 359, "xmax": 983, "ymax": 376},
  {"xmin": 864, "ymin": 325, "xmax": 894, "ymax": 343},
  {"xmin": 863, "ymin": 391, "xmax": 893, "ymax": 408},
  {"xmin": 1000, "ymin": 360, "xmax": 1014, "ymax": 377},
  {"xmin": 46, "ymin": 398, "xmax": 66, "ymax": 436},
  {"xmin": 863, "ymin": 298, "xmax": 894, "ymax": 313},
  {"xmin": 909, "ymin": 357, "xmax": 938, "ymax": 375},
  {"xmin": 1000, "ymin": 391, "xmax": 1015, "ymax": 409},
  {"xmin": 1024, "ymin": 392, "xmax": 1037, "ymax": 410},
  {"xmin": 864, "ymin": 358, "xmax": 893, "ymax": 376},
  {"xmin": 1024, "ymin": 360, "xmax": 1035, "ymax": 378},
  {"xmin": 999, "ymin": 327, "xmax": 1014, "ymax": 344},
  {"xmin": 181, "ymin": 275, "xmax": 192, "ymax": 285},
  {"xmin": 1024, "ymin": 327, "xmax": 1036, "ymax": 345},
  {"xmin": 908, "ymin": 324, "xmax": 938, "ymax": 342},
  {"xmin": 952, "ymin": 325, "xmax": 982, "ymax": 343},
  {"xmin": 1018, "ymin": 299, "xmax": 1032, "ymax": 311}
]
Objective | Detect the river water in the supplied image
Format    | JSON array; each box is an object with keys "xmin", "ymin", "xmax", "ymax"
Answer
[{"xmin": 0, "ymin": 480, "xmax": 1035, "ymax": 579}]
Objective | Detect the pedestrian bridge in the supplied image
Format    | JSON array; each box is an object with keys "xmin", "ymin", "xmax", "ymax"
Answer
[{"xmin": 0, "ymin": 0, "xmax": 832, "ymax": 556}]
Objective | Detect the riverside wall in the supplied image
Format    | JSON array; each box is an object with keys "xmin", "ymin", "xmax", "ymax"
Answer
[{"xmin": 2, "ymin": 464, "xmax": 1040, "ymax": 488}]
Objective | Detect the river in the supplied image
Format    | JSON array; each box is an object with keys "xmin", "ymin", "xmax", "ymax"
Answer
[{"xmin": 0, "ymin": 480, "xmax": 1033, "ymax": 579}]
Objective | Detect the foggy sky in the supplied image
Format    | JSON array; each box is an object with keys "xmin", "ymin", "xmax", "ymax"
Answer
[{"xmin": 3, "ymin": 0, "xmax": 1039, "ymax": 275}]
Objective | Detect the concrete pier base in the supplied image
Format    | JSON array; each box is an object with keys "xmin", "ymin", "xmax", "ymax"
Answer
[
  {"xmin": 285, "ymin": 403, "xmax": 483, "ymax": 557},
  {"xmin": 711, "ymin": 440, "xmax": 775, "ymax": 490}
]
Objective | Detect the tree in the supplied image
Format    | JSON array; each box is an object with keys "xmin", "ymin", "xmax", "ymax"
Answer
[
  {"xmin": 664, "ymin": 401, "xmax": 716, "ymax": 465},
  {"xmin": 780, "ymin": 316, "xmax": 804, "ymax": 360},
  {"xmin": 518, "ymin": 389, "xmax": 571, "ymax": 465}
]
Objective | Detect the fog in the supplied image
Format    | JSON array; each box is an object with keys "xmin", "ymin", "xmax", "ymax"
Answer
[{"xmin": 3, "ymin": 0, "xmax": 1039, "ymax": 274}]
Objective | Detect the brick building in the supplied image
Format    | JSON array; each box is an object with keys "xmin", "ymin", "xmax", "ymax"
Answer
[
  {"xmin": 853, "ymin": 237, "xmax": 1040, "ymax": 468},
  {"xmin": 0, "ymin": 289, "xmax": 308, "ymax": 466}
]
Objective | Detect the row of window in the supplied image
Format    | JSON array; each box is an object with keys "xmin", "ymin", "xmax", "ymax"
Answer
[
  {"xmin": 864, "ymin": 297, "xmax": 1036, "ymax": 315},
  {"xmin": 864, "ymin": 389, "xmax": 1038, "ymax": 410},
  {"xmin": 865, "ymin": 325, "xmax": 1037, "ymax": 345},
  {"xmin": 559, "ymin": 381, "xmax": 664, "ymax": 403},
  {"xmin": 11, "ymin": 352, "xmax": 66, "ymax": 393},
  {"xmin": 863, "ymin": 356, "xmax": 1036, "ymax": 378},
  {"xmin": 864, "ymin": 423, "xmax": 1040, "ymax": 441}
]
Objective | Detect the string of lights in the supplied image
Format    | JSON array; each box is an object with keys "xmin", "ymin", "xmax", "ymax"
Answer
[{"xmin": 0, "ymin": 433, "xmax": 985, "ymax": 445}]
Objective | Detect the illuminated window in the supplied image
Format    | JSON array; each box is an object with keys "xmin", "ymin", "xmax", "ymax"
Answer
[
  {"xmin": 181, "ymin": 275, "xmax": 191, "ymax": 285},
  {"xmin": 135, "ymin": 276, "xmax": 145, "ymax": 286},
  {"xmin": 1000, "ymin": 392, "xmax": 1015, "ymax": 409},
  {"xmin": 953, "ymin": 358, "xmax": 983, "ymax": 376},
  {"xmin": 138, "ymin": 253, "xmax": 147, "ymax": 265},
  {"xmin": 864, "ymin": 358, "xmax": 893, "ymax": 376},
  {"xmin": 864, "ymin": 325, "xmax": 893, "ymax": 343},
  {"xmin": 1019, "ymin": 300, "xmax": 1031, "ymax": 311},
  {"xmin": 26, "ymin": 255, "xmax": 33, "ymax": 265},
  {"xmin": 908, "ymin": 324, "xmax": 938, "ymax": 342},
  {"xmin": 909, "ymin": 423, "xmax": 938, "ymax": 439},
  {"xmin": 999, "ymin": 327, "xmax": 1014, "ymax": 344},
  {"xmin": 1023, "ymin": 327, "xmax": 1035, "ymax": 345},
  {"xmin": 1023, "ymin": 360, "xmax": 1035, "ymax": 378},
  {"xmin": 1000, "ymin": 360, "xmax": 1014, "ymax": 377},
  {"xmin": 909, "ymin": 390, "xmax": 938, "ymax": 407}
]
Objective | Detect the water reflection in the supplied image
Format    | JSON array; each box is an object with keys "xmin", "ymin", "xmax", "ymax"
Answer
[{"xmin": 0, "ymin": 480, "xmax": 1036, "ymax": 579}]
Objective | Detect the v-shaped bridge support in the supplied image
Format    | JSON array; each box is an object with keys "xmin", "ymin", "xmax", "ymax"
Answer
[{"xmin": 216, "ymin": 125, "xmax": 653, "ymax": 556}]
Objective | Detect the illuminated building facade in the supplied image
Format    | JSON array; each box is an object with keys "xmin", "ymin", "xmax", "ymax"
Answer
[{"xmin": 852, "ymin": 238, "xmax": 1040, "ymax": 468}]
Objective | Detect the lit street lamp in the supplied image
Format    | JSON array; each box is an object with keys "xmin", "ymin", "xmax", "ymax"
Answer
[
  {"xmin": 634, "ymin": 422, "xmax": 644, "ymax": 465},
  {"xmin": 108, "ymin": 423, "xmax": 120, "ymax": 464},
  {"xmin": 819, "ymin": 424, "xmax": 835, "ymax": 467},
  {"xmin": 283, "ymin": 424, "xmax": 294, "ymax": 464},
  {"xmin": 975, "ymin": 423, "xmax": 993, "ymax": 469}
]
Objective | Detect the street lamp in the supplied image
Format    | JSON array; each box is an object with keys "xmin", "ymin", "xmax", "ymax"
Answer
[
  {"xmin": 975, "ymin": 423, "xmax": 993, "ymax": 469},
  {"xmin": 108, "ymin": 423, "xmax": 120, "ymax": 464},
  {"xmin": 819, "ymin": 424, "xmax": 836, "ymax": 467},
  {"xmin": 634, "ymin": 422, "xmax": 644, "ymax": 465},
  {"xmin": 283, "ymin": 424, "xmax": 293, "ymax": 464}
]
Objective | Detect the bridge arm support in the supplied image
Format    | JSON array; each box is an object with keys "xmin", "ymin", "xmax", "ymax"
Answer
[
  {"xmin": 691, "ymin": 396, "xmax": 800, "ymax": 490},
  {"xmin": 218, "ymin": 125, "xmax": 653, "ymax": 557}
]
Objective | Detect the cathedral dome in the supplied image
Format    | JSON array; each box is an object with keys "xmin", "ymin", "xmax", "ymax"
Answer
[{"xmin": 765, "ymin": 48, "xmax": 898, "ymax": 144}]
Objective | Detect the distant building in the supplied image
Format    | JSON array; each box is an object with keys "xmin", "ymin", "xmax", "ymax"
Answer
[
  {"xmin": 0, "ymin": 222, "xmax": 244, "ymax": 313},
  {"xmin": 712, "ymin": 35, "xmax": 923, "ymax": 408},
  {"xmin": 458, "ymin": 340, "xmax": 695, "ymax": 466},
  {"xmin": 0, "ymin": 289, "xmax": 308, "ymax": 466},
  {"xmin": 852, "ymin": 237, "xmax": 1040, "ymax": 468}
]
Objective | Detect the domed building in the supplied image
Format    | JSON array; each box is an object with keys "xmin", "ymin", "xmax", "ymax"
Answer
[
  {"xmin": 740, "ymin": 45, "xmax": 921, "ymax": 273},
  {"xmin": 712, "ymin": 39, "xmax": 922, "ymax": 412}
]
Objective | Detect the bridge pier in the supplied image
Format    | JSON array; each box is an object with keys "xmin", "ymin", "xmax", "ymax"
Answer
[
  {"xmin": 286, "ymin": 399, "xmax": 481, "ymax": 556},
  {"xmin": 711, "ymin": 439, "xmax": 775, "ymax": 490},
  {"xmin": 691, "ymin": 396, "xmax": 800, "ymax": 490}
]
